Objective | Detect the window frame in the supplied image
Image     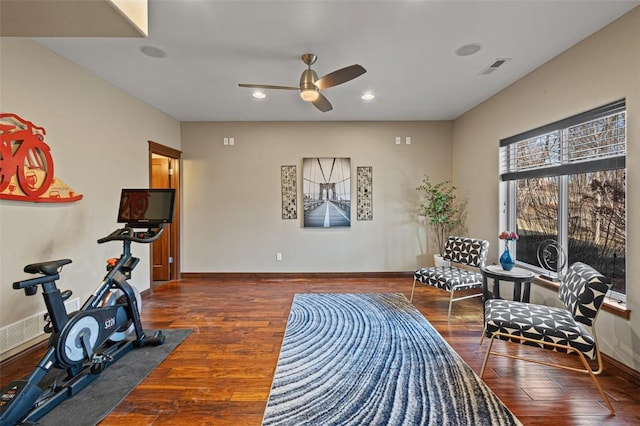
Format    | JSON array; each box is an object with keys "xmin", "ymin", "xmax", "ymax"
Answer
[{"xmin": 500, "ymin": 100, "xmax": 627, "ymax": 302}]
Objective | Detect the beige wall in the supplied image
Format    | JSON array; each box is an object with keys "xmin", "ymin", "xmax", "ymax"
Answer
[
  {"xmin": 0, "ymin": 38, "xmax": 180, "ymax": 335},
  {"xmin": 180, "ymin": 121, "xmax": 452, "ymax": 272},
  {"xmin": 2, "ymin": 6, "xmax": 639, "ymax": 371},
  {"xmin": 452, "ymin": 7, "xmax": 640, "ymax": 369}
]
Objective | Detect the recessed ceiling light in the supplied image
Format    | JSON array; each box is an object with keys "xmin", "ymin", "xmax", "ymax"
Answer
[
  {"xmin": 252, "ymin": 91, "xmax": 266, "ymax": 99},
  {"xmin": 139, "ymin": 45, "xmax": 167, "ymax": 58},
  {"xmin": 361, "ymin": 93, "xmax": 375, "ymax": 101},
  {"xmin": 455, "ymin": 43, "xmax": 482, "ymax": 57}
]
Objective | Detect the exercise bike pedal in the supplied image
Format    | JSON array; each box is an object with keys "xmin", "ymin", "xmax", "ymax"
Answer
[{"xmin": 90, "ymin": 353, "xmax": 114, "ymax": 374}]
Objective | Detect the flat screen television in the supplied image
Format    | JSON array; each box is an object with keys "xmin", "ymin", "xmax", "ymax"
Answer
[{"xmin": 117, "ymin": 188, "xmax": 176, "ymax": 226}]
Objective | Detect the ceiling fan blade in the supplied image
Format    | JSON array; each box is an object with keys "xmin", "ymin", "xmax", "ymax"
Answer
[
  {"xmin": 315, "ymin": 64, "xmax": 366, "ymax": 90},
  {"xmin": 312, "ymin": 93, "xmax": 333, "ymax": 112},
  {"xmin": 238, "ymin": 83, "xmax": 299, "ymax": 90}
]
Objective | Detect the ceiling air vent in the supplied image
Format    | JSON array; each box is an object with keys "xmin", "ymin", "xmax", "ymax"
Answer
[{"xmin": 480, "ymin": 58, "xmax": 511, "ymax": 75}]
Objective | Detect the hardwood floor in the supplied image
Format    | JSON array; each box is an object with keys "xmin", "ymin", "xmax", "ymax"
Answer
[{"xmin": 2, "ymin": 276, "xmax": 639, "ymax": 425}]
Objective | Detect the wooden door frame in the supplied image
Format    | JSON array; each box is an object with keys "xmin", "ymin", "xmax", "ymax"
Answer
[{"xmin": 149, "ymin": 141, "xmax": 181, "ymax": 281}]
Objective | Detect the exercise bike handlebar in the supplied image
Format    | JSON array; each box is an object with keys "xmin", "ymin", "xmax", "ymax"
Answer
[{"xmin": 97, "ymin": 224, "xmax": 167, "ymax": 245}]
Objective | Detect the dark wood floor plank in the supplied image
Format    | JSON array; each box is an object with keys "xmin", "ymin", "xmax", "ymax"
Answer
[{"xmin": 1, "ymin": 277, "xmax": 638, "ymax": 425}]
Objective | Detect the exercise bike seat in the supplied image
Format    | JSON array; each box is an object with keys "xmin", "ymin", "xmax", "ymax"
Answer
[{"xmin": 24, "ymin": 259, "xmax": 72, "ymax": 276}]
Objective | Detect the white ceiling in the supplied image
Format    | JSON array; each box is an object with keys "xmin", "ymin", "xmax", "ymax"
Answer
[{"xmin": 30, "ymin": 0, "xmax": 640, "ymax": 122}]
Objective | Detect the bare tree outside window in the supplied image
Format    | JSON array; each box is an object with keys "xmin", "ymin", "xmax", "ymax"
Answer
[{"xmin": 515, "ymin": 176, "xmax": 558, "ymax": 266}]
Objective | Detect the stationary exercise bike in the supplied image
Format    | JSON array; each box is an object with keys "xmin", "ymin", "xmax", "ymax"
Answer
[{"xmin": 0, "ymin": 189, "xmax": 175, "ymax": 425}]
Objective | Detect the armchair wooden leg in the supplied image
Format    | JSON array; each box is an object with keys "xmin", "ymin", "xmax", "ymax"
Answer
[
  {"xmin": 480, "ymin": 334, "xmax": 615, "ymax": 415},
  {"xmin": 575, "ymin": 350, "xmax": 615, "ymax": 415},
  {"xmin": 447, "ymin": 289, "xmax": 455, "ymax": 321},
  {"xmin": 480, "ymin": 335, "xmax": 495, "ymax": 378},
  {"xmin": 410, "ymin": 278, "xmax": 417, "ymax": 302}
]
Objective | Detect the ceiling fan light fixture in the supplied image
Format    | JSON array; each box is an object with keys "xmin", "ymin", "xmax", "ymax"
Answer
[
  {"xmin": 238, "ymin": 54, "xmax": 365, "ymax": 113},
  {"xmin": 361, "ymin": 92, "xmax": 375, "ymax": 101},
  {"xmin": 300, "ymin": 88, "xmax": 320, "ymax": 102},
  {"xmin": 252, "ymin": 91, "xmax": 266, "ymax": 99},
  {"xmin": 299, "ymin": 67, "xmax": 320, "ymax": 102}
]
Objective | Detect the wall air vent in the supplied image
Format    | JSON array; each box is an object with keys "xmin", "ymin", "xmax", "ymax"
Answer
[{"xmin": 480, "ymin": 58, "xmax": 511, "ymax": 75}]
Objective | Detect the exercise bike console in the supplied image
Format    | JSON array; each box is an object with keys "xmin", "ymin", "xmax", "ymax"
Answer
[{"xmin": 0, "ymin": 189, "xmax": 175, "ymax": 426}]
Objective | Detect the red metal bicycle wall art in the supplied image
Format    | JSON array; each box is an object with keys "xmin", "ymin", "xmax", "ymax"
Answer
[{"xmin": 0, "ymin": 113, "xmax": 82, "ymax": 203}]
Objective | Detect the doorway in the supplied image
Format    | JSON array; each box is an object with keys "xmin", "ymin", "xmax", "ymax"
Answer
[{"xmin": 149, "ymin": 141, "xmax": 181, "ymax": 282}]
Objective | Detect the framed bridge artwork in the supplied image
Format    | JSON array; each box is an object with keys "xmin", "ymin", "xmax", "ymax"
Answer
[
  {"xmin": 302, "ymin": 157, "xmax": 351, "ymax": 228},
  {"xmin": 0, "ymin": 113, "xmax": 82, "ymax": 203}
]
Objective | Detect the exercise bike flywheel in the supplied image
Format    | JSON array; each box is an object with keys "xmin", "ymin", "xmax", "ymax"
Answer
[{"xmin": 99, "ymin": 284, "xmax": 142, "ymax": 342}]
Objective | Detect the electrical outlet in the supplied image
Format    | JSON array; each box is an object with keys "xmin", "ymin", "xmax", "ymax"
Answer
[{"xmin": 276, "ymin": 252, "xmax": 282, "ymax": 261}]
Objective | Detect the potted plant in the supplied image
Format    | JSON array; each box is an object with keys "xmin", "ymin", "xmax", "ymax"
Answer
[{"xmin": 417, "ymin": 176, "xmax": 466, "ymax": 265}]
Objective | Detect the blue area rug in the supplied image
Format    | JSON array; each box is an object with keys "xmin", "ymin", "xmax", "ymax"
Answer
[{"xmin": 262, "ymin": 293, "xmax": 520, "ymax": 426}]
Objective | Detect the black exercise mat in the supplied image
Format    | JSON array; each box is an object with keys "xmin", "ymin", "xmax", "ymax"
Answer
[{"xmin": 34, "ymin": 328, "xmax": 191, "ymax": 426}]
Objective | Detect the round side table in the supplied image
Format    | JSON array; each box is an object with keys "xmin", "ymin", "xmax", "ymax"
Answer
[{"xmin": 481, "ymin": 264, "xmax": 535, "ymax": 303}]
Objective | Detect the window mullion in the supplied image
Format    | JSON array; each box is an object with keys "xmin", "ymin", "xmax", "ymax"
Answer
[
  {"xmin": 508, "ymin": 180, "xmax": 516, "ymax": 258},
  {"xmin": 558, "ymin": 174, "xmax": 569, "ymax": 274},
  {"xmin": 558, "ymin": 129, "xmax": 569, "ymax": 274}
]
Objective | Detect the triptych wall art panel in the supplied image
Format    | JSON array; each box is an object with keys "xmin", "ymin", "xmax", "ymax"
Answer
[
  {"xmin": 302, "ymin": 157, "xmax": 351, "ymax": 228},
  {"xmin": 280, "ymin": 165, "xmax": 297, "ymax": 220},
  {"xmin": 280, "ymin": 161, "xmax": 373, "ymax": 225},
  {"xmin": 357, "ymin": 166, "xmax": 373, "ymax": 220}
]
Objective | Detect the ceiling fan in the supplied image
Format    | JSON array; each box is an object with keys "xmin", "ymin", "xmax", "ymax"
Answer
[{"xmin": 239, "ymin": 54, "xmax": 366, "ymax": 113}]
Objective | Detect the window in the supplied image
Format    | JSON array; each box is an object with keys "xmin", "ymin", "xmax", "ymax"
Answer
[{"xmin": 500, "ymin": 100, "xmax": 626, "ymax": 300}]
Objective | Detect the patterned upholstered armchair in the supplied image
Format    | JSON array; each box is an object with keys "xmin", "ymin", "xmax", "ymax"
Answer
[
  {"xmin": 481, "ymin": 262, "xmax": 614, "ymax": 414},
  {"xmin": 410, "ymin": 236, "xmax": 489, "ymax": 321}
]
